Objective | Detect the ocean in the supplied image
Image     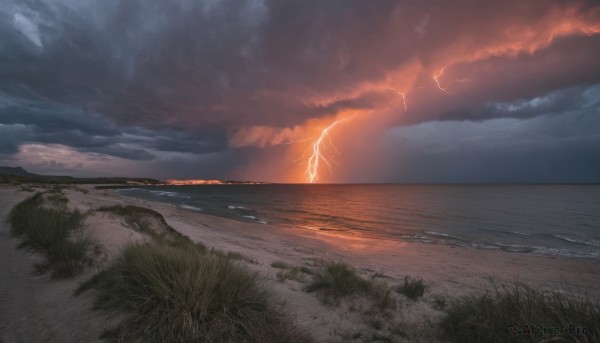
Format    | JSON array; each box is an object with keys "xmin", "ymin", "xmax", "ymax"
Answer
[{"xmin": 117, "ymin": 184, "xmax": 600, "ymax": 259}]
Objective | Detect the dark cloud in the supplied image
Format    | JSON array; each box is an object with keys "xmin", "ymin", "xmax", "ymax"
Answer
[
  {"xmin": 0, "ymin": 95, "xmax": 226, "ymax": 161},
  {"xmin": 372, "ymin": 87, "xmax": 600, "ymax": 183},
  {"xmin": 0, "ymin": 0, "xmax": 599, "ymax": 181}
]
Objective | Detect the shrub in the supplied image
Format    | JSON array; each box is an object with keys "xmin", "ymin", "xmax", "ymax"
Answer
[
  {"xmin": 77, "ymin": 243, "xmax": 311, "ymax": 342},
  {"xmin": 439, "ymin": 283, "xmax": 600, "ymax": 343}
]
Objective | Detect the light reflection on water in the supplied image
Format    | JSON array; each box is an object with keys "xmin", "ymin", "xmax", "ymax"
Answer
[{"xmin": 118, "ymin": 184, "xmax": 600, "ymax": 259}]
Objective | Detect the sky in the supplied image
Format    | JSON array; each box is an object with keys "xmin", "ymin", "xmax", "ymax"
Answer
[{"xmin": 1, "ymin": 0, "xmax": 599, "ymax": 183}]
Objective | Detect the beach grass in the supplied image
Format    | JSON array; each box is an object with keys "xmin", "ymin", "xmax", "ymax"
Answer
[
  {"xmin": 8, "ymin": 193, "xmax": 91, "ymax": 278},
  {"xmin": 306, "ymin": 262, "xmax": 374, "ymax": 304},
  {"xmin": 370, "ymin": 280, "xmax": 397, "ymax": 310},
  {"xmin": 96, "ymin": 204, "xmax": 204, "ymax": 252},
  {"xmin": 271, "ymin": 260, "xmax": 288, "ymax": 269},
  {"xmin": 210, "ymin": 247, "xmax": 245, "ymax": 260},
  {"xmin": 276, "ymin": 267, "xmax": 312, "ymax": 283},
  {"xmin": 439, "ymin": 282, "xmax": 600, "ymax": 343},
  {"xmin": 96, "ymin": 205, "xmax": 170, "ymax": 236},
  {"xmin": 272, "ymin": 261, "xmax": 314, "ymax": 283},
  {"xmin": 306, "ymin": 262, "xmax": 400, "ymax": 310},
  {"xmin": 396, "ymin": 276, "xmax": 426, "ymax": 300},
  {"xmin": 76, "ymin": 243, "xmax": 312, "ymax": 342}
]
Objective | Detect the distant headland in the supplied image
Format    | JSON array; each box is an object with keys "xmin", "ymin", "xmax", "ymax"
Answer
[{"xmin": 0, "ymin": 166, "xmax": 267, "ymax": 186}]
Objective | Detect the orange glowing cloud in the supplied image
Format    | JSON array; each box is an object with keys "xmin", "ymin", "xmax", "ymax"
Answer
[
  {"xmin": 229, "ymin": 125, "xmax": 309, "ymax": 148},
  {"xmin": 423, "ymin": 4, "xmax": 600, "ymax": 69},
  {"xmin": 227, "ymin": 2, "xmax": 600, "ymax": 183}
]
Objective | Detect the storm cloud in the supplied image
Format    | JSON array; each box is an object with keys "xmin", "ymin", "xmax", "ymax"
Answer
[{"xmin": 1, "ymin": 0, "xmax": 599, "ymax": 182}]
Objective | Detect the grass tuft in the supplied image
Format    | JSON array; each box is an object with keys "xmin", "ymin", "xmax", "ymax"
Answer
[
  {"xmin": 210, "ymin": 248, "xmax": 246, "ymax": 261},
  {"xmin": 395, "ymin": 276, "xmax": 426, "ymax": 300},
  {"xmin": 439, "ymin": 282, "xmax": 600, "ymax": 343},
  {"xmin": 277, "ymin": 267, "xmax": 314, "ymax": 283},
  {"xmin": 8, "ymin": 193, "xmax": 91, "ymax": 278},
  {"xmin": 371, "ymin": 280, "xmax": 397, "ymax": 310},
  {"xmin": 306, "ymin": 262, "xmax": 371, "ymax": 303},
  {"xmin": 77, "ymin": 243, "xmax": 311, "ymax": 342},
  {"xmin": 97, "ymin": 205, "xmax": 169, "ymax": 237},
  {"xmin": 45, "ymin": 189, "xmax": 68, "ymax": 207},
  {"xmin": 96, "ymin": 204, "xmax": 204, "ymax": 253},
  {"xmin": 272, "ymin": 261, "xmax": 314, "ymax": 283},
  {"xmin": 271, "ymin": 261, "xmax": 288, "ymax": 269}
]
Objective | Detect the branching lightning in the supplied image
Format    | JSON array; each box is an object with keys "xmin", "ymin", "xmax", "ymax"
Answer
[
  {"xmin": 433, "ymin": 67, "xmax": 452, "ymax": 94},
  {"xmin": 433, "ymin": 67, "xmax": 469, "ymax": 94},
  {"xmin": 388, "ymin": 87, "xmax": 408, "ymax": 112},
  {"xmin": 305, "ymin": 116, "xmax": 354, "ymax": 183}
]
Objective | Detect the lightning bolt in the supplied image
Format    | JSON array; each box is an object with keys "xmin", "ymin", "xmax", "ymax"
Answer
[
  {"xmin": 388, "ymin": 87, "xmax": 408, "ymax": 112},
  {"xmin": 305, "ymin": 116, "xmax": 354, "ymax": 183},
  {"xmin": 433, "ymin": 67, "xmax": 452, "ymax": 94}
]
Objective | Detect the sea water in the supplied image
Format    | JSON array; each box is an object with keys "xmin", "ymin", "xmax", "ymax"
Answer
[{"xmin": 118, "ymin": 184, "xmax": 600, "ymax": 259}]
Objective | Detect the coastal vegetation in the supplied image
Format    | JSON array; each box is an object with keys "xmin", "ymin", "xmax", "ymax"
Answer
[
  {"xmin": 271, "ymin": 260, "xmax": 314, "ymax": 282},
  {"xmin": 439, "ymin": 282, "xmax": 600, "ymax": 343},
  {"xmin": 305, "ymin": 262, "xmax": 397, "ymax": 310},
  {"xmin": 395, "ymin": 276, "xmax": 426, "ymax": 300},
  {"xmin": 80, "ymin": 204, "xmax": 311, "ymax": 342},
  {"xmin": 8, "ymin": 192, "xmax": 92, "ymax": 278},
  {"xmin": 6, "ymin": 187, "xmax": 600, "ymax": 342},
  {"xmin": 306, "ymin": 262, "xmax": 372, "ymax": 302},
  {"xmin": 96, "ymin": 204, "xmax": 203, "ymax": 251},
  {"xmin": 76, "ymin": 243, "xmax": 311, "ymax": 342}
]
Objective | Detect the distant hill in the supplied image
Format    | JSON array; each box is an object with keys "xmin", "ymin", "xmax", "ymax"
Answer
[
  {"xmin": 0, "ymin": 166, "xmax": 38, "ymax": 177},
  {"xmin": 0, "ymin": 166, "xmax": 161, "ymax": 185}
]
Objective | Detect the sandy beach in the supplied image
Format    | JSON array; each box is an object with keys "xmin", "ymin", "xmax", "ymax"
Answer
[{"xmin": 1, "ymin": 184, "xmax": 599, "ymax": 342}]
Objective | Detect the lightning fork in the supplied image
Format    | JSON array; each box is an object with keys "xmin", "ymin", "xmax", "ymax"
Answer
[
  {"xmin": 305, "ymin": 116, "xmax": 354, "ymax": 183},
  {"xmin": 433, "ymin": 67, "xmax": 452, "ymax": 94},
  {"xmin": 388, "ymin": 87, "xmax": 408, "ymax": 112}
]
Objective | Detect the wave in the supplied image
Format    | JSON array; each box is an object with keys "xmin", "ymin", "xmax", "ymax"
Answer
[
  {"xmin": 553, "ymin": 234, "xmax": 600, "ymax": 248},
  {"xmin": 528, "ymin": 246, "xmax": 600, "ymax": 259},
  {"xmin": 468, "ymin": 241, "xmax": 598, "ymax": 258},
  {"xmin": 242, "ymin": 215, "xmax": 256, "ymax": 220},
  {"xmin": 402, "ymin": 234, "xmax": 599, "ymax": 259},
  {"xmin": 508, "ymin": 231, "xmax": 532, "ymax": 236},
  {"xmin": 490, "ymin": 242, "xmax": 535, "ymax": 253},
  {"xmin": 178, "ymin": 204, "xmax": 202, "ymax": 212},
  {"xmin": 423, "ymin": 230, "xmax": 466, "ymax": 241},
  {"xmin": 147, "ymin": 190, "xmax": 191, "ymax": 198}
]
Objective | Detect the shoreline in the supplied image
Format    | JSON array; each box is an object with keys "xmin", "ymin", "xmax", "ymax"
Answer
[
  {"xmin": 113, "ymin": 184, "xmax": 600, "ymax": 261},
  {"xmin": 112, "ymin": 187, "xmax": 600, "ymax": 294},
  {"xmin": 1, "ymin": 184, "xmax": 599, "ymax": 341}
]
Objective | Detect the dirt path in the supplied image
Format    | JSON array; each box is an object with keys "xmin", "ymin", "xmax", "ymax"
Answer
[{"xmin": 0, "ymin": 188, "xmax": 105, "ymax": 343}]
